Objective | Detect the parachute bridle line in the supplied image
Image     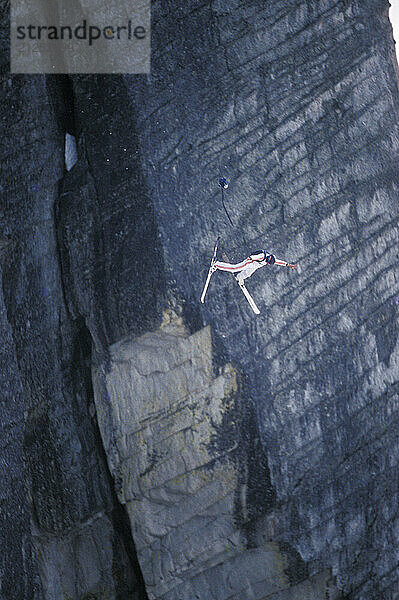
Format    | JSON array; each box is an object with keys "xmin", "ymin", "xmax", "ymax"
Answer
[{"xmin": 221, "ymin": 186, "xmax": 235, "ymax": 230}]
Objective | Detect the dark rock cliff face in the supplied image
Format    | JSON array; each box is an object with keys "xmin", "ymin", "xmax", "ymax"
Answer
[
  {"xmin": 1, "ymin": 0, "xmax": 399, "ymax": 599},
  {"xmin": 0, "ymin": 76, "xmax": 148, "ymax": 598}
]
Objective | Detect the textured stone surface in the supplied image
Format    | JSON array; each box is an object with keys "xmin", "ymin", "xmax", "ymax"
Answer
[
  {"xmin": 93, "ymin": 312, "xmax": 339, "ymax": 600},
  {"xmin": 0, "ymin": 0, "xmax": 399, "ymax": 599},
  {"xmin": 0, "ymin": 266, "xmax": 38, "ymax": 599},
  {"xmin": 108, "ymin": 1, "xmax": 398, "ymax": 598},
  {"xmin": 0, "ymin": 76, "xmax": 147, "ymax": 599}
]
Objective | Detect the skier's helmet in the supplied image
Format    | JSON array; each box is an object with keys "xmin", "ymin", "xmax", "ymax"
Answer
[{"xmin": 265, "ymin": 253, "xmax": 275, "ymax": 265}]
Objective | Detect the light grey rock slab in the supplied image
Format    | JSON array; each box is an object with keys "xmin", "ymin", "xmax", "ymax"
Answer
[{"xmin": 93, "ymin": 313, "xmax": 318, "ymax": 600}]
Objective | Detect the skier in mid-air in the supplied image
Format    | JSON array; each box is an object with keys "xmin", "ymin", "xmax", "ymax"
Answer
[
  {"xmin": 200, "ymin": 178, "xmax": 298, "ymax": 314},
  {"xmin": 201, "ymin": 241, "xmax": 297, "ymax": 314},
  {"xmin": 214, "ymin": 249, "xmax": 297, "ymax": 284}
]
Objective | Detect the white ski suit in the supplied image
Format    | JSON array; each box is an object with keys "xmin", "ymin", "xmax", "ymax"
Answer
[{"xmin": 214, "ymin": 251, "xmax": 290, "ymax": 284}]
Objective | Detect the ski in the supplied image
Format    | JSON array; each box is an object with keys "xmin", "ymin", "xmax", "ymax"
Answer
[
  {"xmin": 221, "ymin": 251, "xmax": 260, "ymax": 315},
  {"xmin": 237, "ymin": 280, "xmax": 260, "ymax": 314},
  {"xmin": 200, "ymin": 237, "xmax": 220, "ymax": 303}
]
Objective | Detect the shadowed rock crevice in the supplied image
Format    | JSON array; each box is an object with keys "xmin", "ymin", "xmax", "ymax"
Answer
[
  {"xmin": 46, "ymin": 75, "xmax": 77, "ymax": 139},
  {"xmin": 207, "ymin": 376, "xmax": 277, "ymax": 537},
  {"xmin": 72, "ymin": 318, "xmax": 149, "ymax": 600},
  {"xmin": 207, "ymin": 375, "xmax": 312, "ymax": 590},
  {"xmin": 55, "ymin": 75, "xmax": 167, "ymax": 350},
  {"xmin": 50, "ymin": 72, "xmax": 167, "ymax": 598}
]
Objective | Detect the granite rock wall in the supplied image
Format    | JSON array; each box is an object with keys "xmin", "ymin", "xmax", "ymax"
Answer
[
  {"xmin": 0, "ymin": 0, "xmax": 399, "ymax": 599},
  {"xmin": 115, "ymin": 1, "xmax": 399, "ymax": 597},
  {"xmin": 92, "ymin": 310, "xmax": 342, "ymax": 600},
  {"xmin": 0, "ymin": 76, "xmax": 148, "ymax": 599}
]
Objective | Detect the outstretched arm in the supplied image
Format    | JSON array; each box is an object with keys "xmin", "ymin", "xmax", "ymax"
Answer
[{"xmin": 274, "ymin": 258, "xmax": 297, "ymax": 268}]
